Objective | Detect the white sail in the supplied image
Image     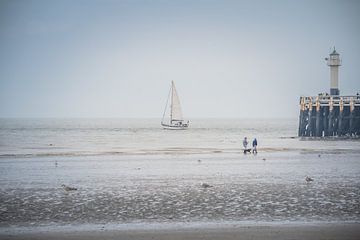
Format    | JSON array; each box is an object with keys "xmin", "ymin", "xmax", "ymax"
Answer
[
  {"xmin": 170, "ymin": 81, "xmax": 183, "ymax": 122},
  {"xmin": 161, "ymin": 81, "xmax": 189, "ymax": 130}
]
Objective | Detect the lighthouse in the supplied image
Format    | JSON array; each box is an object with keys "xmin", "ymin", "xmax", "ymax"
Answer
[{"xmin": 326, "ymin": 48, "xmax": 341, "ymax": 95}]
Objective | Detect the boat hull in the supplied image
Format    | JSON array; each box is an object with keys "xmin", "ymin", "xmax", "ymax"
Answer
[{"xmin": 161, "ymin": 123, "xmax": 189, "ymax": 130}]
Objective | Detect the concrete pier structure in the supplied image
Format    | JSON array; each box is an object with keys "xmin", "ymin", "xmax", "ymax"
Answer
[
  {"xmin": 298, "ymin": 49, "xmax": 360, "ymax": 137},
  {"xmin": 298, "ymin": 95, "xmax": 360, "ymax": 137}
]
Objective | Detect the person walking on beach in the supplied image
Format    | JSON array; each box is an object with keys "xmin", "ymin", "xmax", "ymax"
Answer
[
  {"xmin": 252, "ymin": 138, "xmax": 258, "ymax": 154},
  {"xmin": 243, "ymin": 137, "xmax": 250, "ymax": 154}
]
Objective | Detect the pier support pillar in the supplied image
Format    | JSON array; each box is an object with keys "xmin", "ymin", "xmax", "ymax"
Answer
[
  {"xmin": 349, "ymin": 98, "xmax": 354, "ymax": 136},
  {"xmin": 298, "ymin": 97, "xmax": 306, "ymax": 137},
  {"xmin": 298, "ymin": 110, "xmax": 303, "ymax": 137},
  {"xmin": 315, "ymin": 97, "xmax": 322, "ymax": 137},
  {"xmin": 356, "ymin": 106, "xmax": 360, "ymax": 136},
  {"xmin": 306, "ymin": 98, "xmax": 313, "ymax": 136},
  {"xmin": 338, "ymin": 98, "xmax": 344, "ymax": 136},
  {"xmin": 328, "ymin": 97, "xmax": 334, "ymax": 136},
  {"xmin": 323, "ymin": 106, "xmax": 329, "ymax": 137}
]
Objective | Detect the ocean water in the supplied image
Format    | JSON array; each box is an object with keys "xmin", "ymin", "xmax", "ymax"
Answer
[
  {"xmin": 1, "ymin": 118, "xmax": 359, "ymax": 157},
  {"xmin": 0, "ymin": 118, "xmax": 360, "ymax": 228}
]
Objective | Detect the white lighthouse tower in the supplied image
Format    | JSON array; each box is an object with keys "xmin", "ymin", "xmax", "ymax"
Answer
[{"xmin": 326, "ymin": 48, "xmax": 341, "ymax": 95}]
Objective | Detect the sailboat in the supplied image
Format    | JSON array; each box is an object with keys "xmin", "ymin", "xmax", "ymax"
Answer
[{"xmin": 161, "ymin": 81, "xmax": 189, "ymax": 130}]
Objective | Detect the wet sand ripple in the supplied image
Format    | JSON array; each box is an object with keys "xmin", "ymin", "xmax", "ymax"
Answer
[{"xmin": 1, "ymin": 181, "xmax": 359, "ymax": 226}]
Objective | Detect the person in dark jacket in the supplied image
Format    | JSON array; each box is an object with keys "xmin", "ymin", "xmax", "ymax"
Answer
[{"xmin": 252, "ymin": 138, "xmax": 258, "ymax": 154}]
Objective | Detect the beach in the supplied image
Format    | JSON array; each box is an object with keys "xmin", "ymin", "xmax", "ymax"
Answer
[{"xmin": 0, "ymin": 119, "xmax": 360, "ymax": 239}]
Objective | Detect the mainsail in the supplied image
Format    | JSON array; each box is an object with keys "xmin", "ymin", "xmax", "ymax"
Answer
[{"xmin": 170, "ymin": 81, "xmax": 183, "ymax": 122}]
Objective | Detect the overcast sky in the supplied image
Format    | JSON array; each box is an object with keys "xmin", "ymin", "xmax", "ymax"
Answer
[{"xmin": 1, "ymin": 0, "xmax": 360, "ymax": 118}]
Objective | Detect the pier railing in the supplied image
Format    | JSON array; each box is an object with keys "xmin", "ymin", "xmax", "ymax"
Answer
[{"xmin": 299, "ymin": 95, "xmax": 360, "ymax": 107}]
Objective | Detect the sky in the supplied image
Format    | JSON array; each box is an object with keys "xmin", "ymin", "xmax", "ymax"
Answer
[{"xmin": 1, "ymin": 0, "xmax": 360, "ymax": 118}]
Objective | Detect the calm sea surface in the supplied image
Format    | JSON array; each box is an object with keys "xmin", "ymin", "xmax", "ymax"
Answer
[{"xmin": 1, "ymin": 118, "xmax": 359, "ymax": 157}]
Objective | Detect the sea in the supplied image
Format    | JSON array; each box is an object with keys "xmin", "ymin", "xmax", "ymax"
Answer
[{"xmin": 0, "ymin": 118, "xmax": 360, "ymax": 230}]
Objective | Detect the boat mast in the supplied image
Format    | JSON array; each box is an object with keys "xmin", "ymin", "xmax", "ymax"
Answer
[
  {"xmin": 161, "ymin": 83, "xmax": 172, "ymax": 124},
  {"xmin": 170, "ymin": 81, "xmax": 174, "ymax": 123}
]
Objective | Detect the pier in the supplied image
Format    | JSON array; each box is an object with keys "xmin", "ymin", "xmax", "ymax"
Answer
[
  {"xmin": 298, "ymin": 95, "xmax": 360, "ymax": 137},
  {"xmin": 298, "ymin": 48, "xmax": 360, "ymax": 137}
]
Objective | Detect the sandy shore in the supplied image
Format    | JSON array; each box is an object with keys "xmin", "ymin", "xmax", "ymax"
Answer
[
  {"xmin": 1, "ymin": 152, "xmax": 359, "ymax": 239},
  {"xmin": 1, "ymin": 153, "xmax": 360, "ymax": 225},
  {"xmin": 1, "ymin": 222, "xmax": 360, "ymax": 240}
]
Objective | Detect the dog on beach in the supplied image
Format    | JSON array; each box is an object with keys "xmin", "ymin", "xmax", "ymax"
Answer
[{"xmin": 243, "ymin": 149, "xmax": 251, "ymax": 154}]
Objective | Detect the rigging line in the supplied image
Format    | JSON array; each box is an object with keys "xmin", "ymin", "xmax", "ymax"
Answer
[{"xmin": 161, "ymin": 82, "xmax": 172, "ymax": 124}]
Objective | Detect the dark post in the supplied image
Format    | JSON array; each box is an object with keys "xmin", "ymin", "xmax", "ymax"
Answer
[
  {"xmin": 306, "ymin": 98, "xmax": 313, "ymax": 136},
  {"xmin": 328, "ymin": 97, "xmax": 334, "ymax": 136},
  {"xmin": 338, "ymin": 98, "xmax": 344, "ymax": 136},
  {"xmin": 298, "ymin": 111, "xmax": 303, "ymax": 137},
  {"xmin": 315, "ymin": 97, "xmax": 322, "ymax": 137},
  {"xmin": 323, "ymin": 106, "xmax": 329, "ymax": 136},
  {"xmin": 356, "ymin": 106, "xmax": 360, "ymax": 136},
  {"xmin": 298, "ymin": 97, "xmax": 303, "ymax": 136},
  {"xmin": 349, "ymin": 98, "xmax": 354, "ymax": 136},
  {"xmin": 355, "ymin": 106, "xmax": 360, "ymax": 136},
  {"xmin": 298, "ymin": 97, "xmax": 306, "ymax": 137}
]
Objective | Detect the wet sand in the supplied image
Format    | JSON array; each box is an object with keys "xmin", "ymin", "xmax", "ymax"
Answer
[
  {"xmin": 1, "ymin": 152, "xmax": 360, "ymax": 226},
  {"xmin": 1, "ymin": 151, "xmax": 360, "ymax": 240},
  {"xmin": 1, "ymin": 222, "xmax": 360, "ymax": 240}
]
